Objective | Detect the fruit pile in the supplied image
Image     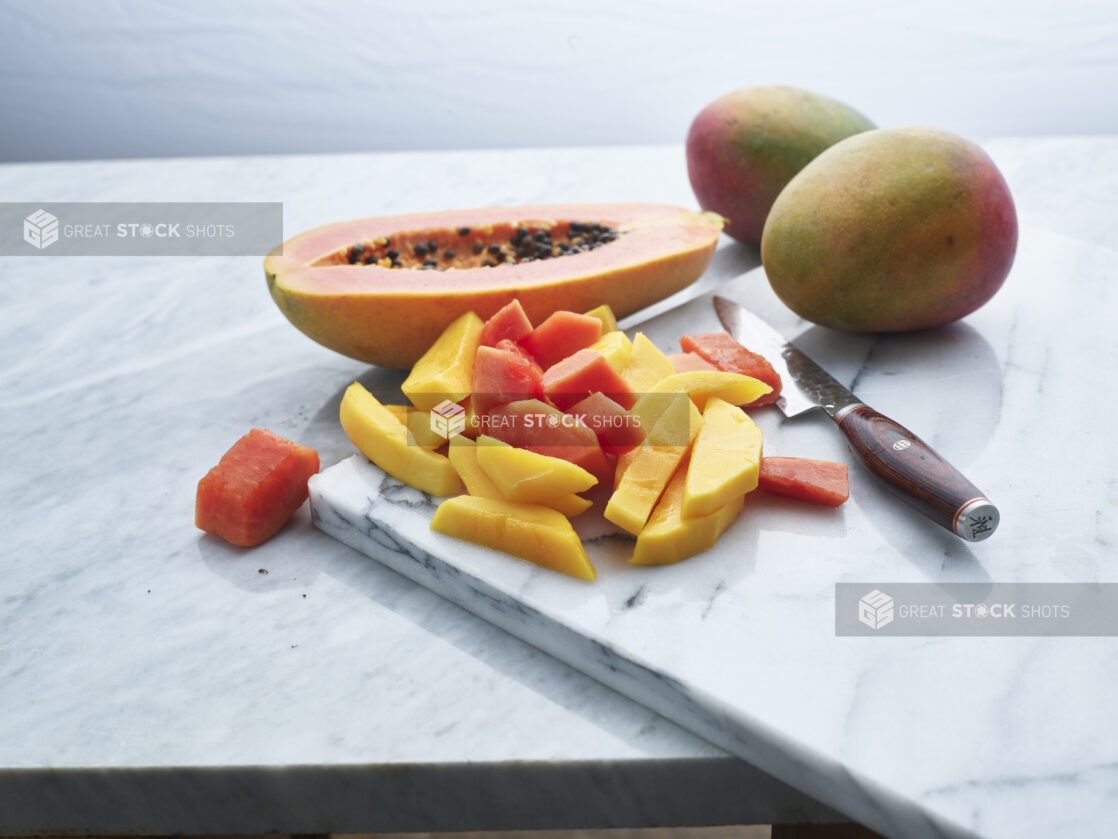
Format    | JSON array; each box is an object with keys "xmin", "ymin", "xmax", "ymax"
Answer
[{"xmin": 336, "ymin": 298, "xmax": 847, "ymax": 580}]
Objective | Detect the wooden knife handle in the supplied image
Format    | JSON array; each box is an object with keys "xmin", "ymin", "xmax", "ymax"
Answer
[{"xmin": 834, "ymin": 404, "xmax": 999, "ymax": 541}]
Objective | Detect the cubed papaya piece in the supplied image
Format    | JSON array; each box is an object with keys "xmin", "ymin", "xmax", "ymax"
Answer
[
  {"xmin": 543, "ymin": 348, "xmax": 636, "ymax": 411},
  {"xmin": 667, "ymin": 352, "xmax": 718, "ymax": 373},
  {"xmin": 520, "ymin": 311, "xmax": 602, "ymax": 370},
  {"xmin": 402, "ymin": 311, "xmax": 483, "ymax": 411},
  {"xmin": 568, "ymin": 391, "xmax": 645, "ymax": 455},
  {"xmin": 430, "ymin": 495, "xmax": 596, "ymax": 580},
  {"xmin": 340, "ymin": 382, "xmax": 464, "ymax": 497},
  {"xmin": 758, "ymin": 457, "xmax": 849, "ymax": 506},
  {"xmin": 472, "ymin": 343, "xmax": 544, "ymax": 414},
  {"xmin": 195, "ymin": 428, "xmax": 320, "ymax": 547},
  {"xmin": 480, "ymin": 299, "xmax": 533, "ymax": 346},
  {"xmin": 679, "ymin": 333, "xmax": 782, "ymax": 406}
]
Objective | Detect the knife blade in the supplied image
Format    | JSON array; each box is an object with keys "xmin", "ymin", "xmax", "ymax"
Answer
[{"xmin": 713, "ymin": 295, "xmax": 999, "ymax": 542}]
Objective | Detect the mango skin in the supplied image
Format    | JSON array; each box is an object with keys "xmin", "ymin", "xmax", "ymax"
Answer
[
  {"xmin": 760, "ymin": 126, "xmax": 1018, "ymax": 332},
  {"xmin": 687, "ymin": 86, "xmax": 875, "ymax": 246}
]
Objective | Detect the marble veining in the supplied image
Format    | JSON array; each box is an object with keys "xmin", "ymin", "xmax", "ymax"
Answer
[
  {"xmin": 3, "ymin": 138, "xmax": 1117, "ymax": 835},
  {"xmin": 312, "ymin": 223, "xmax": 1118, "ymax": 839}
]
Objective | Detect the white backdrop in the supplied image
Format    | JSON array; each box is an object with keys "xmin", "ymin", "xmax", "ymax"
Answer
[{"xmin": 1, "ymin": 0, "xmax": 1116, "ymax": 162}]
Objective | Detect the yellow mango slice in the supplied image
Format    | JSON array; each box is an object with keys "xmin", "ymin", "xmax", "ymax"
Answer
[
  {"xmin": 605, "ymin": 447, "xmax": 686, "ymax": 535},
  {"xmin": 384, "ymin": 404, "xmax": 446, "ymax": 450},
  {"xmin": 401, "ymin": 311, "xmax": 483, "ymax": 412},
  {"xmin": 450, "ymin": 437, "xmax": 593, "ymax": 518},
  {"xmin": 645, "ymin": 370, "xmax": 772, "ymax": 411},
  {"xmin": 684, "ymin": 398, "xmax": 762, "ymax": 518},
  {"xmin": 589, "ymin": 330, "xmax": 633, "ymax": 373},
  {"xmin": 430, "ymin": 496, "xmax": 596, "ymax": 581},
  {"xmin": 604, "ymin": 399, "xmax": 702, "ymax": 535},
  {"xmin": 447, "ymin": 436, "xmax": 504, "ymax": 498},
  {"xmin": 631, "ymin": 456, "xmax": 745, "ymax": 566},
  {"xmin": 582, "ymin": 303, "xmax": 619, "ymax": 333},
  {"xmin": 474, "ymin": 435, "xmax": 597, "ymax": 502},
  {"xmin": 340, "ymin": 383, "xmax": 464, "ymax": 497},
  {"xmin": 622, "ymin": 332, "xmax": 676, "ymax": 393}
]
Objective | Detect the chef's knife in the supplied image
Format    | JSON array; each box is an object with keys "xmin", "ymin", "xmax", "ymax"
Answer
[{"xmin": 713, "ymin": 295, "xmax": 999, "ymax": 542}]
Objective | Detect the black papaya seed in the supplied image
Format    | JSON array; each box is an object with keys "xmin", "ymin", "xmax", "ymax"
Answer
[
  {"xmin": 414, "ymin": 243, "xmax": 428, "ymax": 256},
  {"xmin": 427, "ymin": 239, "xmax": 437, "ymax": 252},
  {"xmin": 443, "ymin": 250, "xmax": 455, "ymax": 259},
  {"xmin": 387, "ymin": 249, "xmax": 399, "ymax": 259},
  {"xmin": 472, "ymin": 242, "xmax": 484, "ymax": 255},
  {"xmin": 458, "ymin": 226, "xmax": 470, "ymax": 236}
]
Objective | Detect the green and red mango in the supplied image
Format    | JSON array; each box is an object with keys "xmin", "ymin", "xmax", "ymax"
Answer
[
  {"xmin": 687, "ymin": 86, "xmax": 875, "ymax": 246},
  {"xmin": 760, "ymin": 126, "xmax": 1018, "ymax": 332}
]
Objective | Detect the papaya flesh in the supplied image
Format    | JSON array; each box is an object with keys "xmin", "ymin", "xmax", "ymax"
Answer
[
  {"xmin": 265, "ymin": 204, "xmax": 724, "ymax": 369},
  {"xmin": 760, "ymin": 126, "xmax": 1018, "ymax": 332}
]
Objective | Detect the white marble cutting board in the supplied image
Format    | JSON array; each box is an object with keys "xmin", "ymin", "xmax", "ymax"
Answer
[{"xmin": 310, "ymin": 229, "xmax": 1118, "ymax": 839}]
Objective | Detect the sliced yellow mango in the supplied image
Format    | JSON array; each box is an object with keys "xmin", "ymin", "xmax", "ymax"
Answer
[
  {"xmin": 401, "ymin": 311, "xmax": 483, "ymax": 412},
  {"xmin": 628, "ymin": 390, "xmax": 704, "ymax": 450},
  {"xmin": 631, "ymin": 456, "xmax": 745, "ymax": 566},
  {"xmin": 474, "ymin": 435, "xmax": 597, "ymax": 502},
  {"xmin": 450, "ymin": 437, "xmax": 593, "ymax": 518},
  {"xmin": 604, "ymin": 447, "xmax": 686, "ymax": 535},
  {"xmin": 604, "ymin": 398, "xmax": 702, "ymax": 535},
  {"xmin": 447, "ymin": 436, "xmax": 504, "ymax": 498},
  {"xmin": 589, "ymin": 330, "xmax": 633, "ymax": 373},
  {"xmin": 430, "ymin": 495, "xmax": 596, "ymax": 581},
  {"xmin": 384, "ymin": 404, "xmax": 446, "ymax": 449},
  {"xmin": 645, "ymin": 370, "xmax": 772, "ymax": 411},
  {"xmin": 582, "ymin": 303, "xmax": 619, "ymax": 333},
  {"xmin": 684, "ymin": 397, "xmax": 762, "ymax": 518},
  {"xmin": 340, "ymin": 383, "xmax": 464, "ymax": 497},
  {"xmin": 622, "ymin": 332, "xmax": 676, "ymax": 393}
]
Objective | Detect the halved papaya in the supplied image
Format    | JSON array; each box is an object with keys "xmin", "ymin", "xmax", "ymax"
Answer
[{"xmin": 265, "ymin": 204, "xmax": 724, "ymax": 369}]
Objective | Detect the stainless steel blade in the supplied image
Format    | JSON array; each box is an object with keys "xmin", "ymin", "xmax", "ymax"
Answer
[{"xmin": 713, "ymin": 296, "xmax": 862, "ymax": 418}]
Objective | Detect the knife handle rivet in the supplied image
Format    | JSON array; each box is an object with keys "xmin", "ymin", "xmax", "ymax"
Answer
[{"xmin": 892, "ymin": 439, "xmax": 912, "ymax": 451}]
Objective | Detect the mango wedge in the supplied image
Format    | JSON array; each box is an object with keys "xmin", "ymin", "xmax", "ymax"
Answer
[
  {"xmin": 431, "ymin": 496, "xmax": 596, "ymax": 581},
  {"xmin": 582, "ymin": 303, "xmax": 620, "ymax": 333},
  {"xmin": 631, "ymin": 457, "xmax": 745, "ymax": 566},
  {"xmin": 474, "ymin": 435, "xmax": 597, "ymax": 502},
  {"xmin": 383, "ymin": 404, "xmax": 446, "ymax": 450},
  {"xmin": 684, "ymin": 397, "xmax": 762, "ymax": 517},
  {"xmin": 448, "ymin": 437, "xmax": 592, "ymax": 517},
  {"xmin": 644, "ymin": 370, "xmax": 772, "ymax": 411},
  {"xmin": 340, "ymin": 383, "xmax": 464, "ymax": 497},
  {"xmin": 622, "ymin": 332, "xmax": 676, "ymax": 392},
  {"xmin": 604, "ymin": 399, "xmax": 702, "ymax": 535},
  {"xmin": 589, "ymin": 330, "xmax": 633, "ymax": 373},
  {"xmin": 401, "ymin": 311, "xmax": 483, "ymax": 411}
]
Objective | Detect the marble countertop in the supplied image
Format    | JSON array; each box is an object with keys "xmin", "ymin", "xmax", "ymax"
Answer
[{"xmin": 2, "ymin": 137, "xmax": 1116, "ymax": 836}]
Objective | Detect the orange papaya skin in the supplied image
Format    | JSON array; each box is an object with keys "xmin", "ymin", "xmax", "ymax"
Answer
[{"xmin": 265, "ymin": 203, "xmax": 723, "ymax": 369}]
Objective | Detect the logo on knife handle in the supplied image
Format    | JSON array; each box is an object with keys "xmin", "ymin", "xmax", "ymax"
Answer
[{"xmin": 892, "ymin": 439, "xmax": 912, "ymax": 451}]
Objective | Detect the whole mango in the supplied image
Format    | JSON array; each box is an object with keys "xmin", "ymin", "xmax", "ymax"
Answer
[
  {"xmin": 760, "ymin": 126, "xmax": 1017, "ymax": 332},
  {"xmin": 686, "ymin": 86, "xmax": 875, "ymax": 246}
]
